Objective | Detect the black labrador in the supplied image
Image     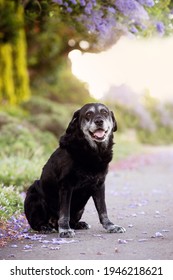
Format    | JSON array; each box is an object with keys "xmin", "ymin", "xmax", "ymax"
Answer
[{"xmin": 24, "ymin": 103, "xmax": 126, "ymax": 237}]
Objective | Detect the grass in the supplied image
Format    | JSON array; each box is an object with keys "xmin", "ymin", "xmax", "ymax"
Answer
[{"xmin": 113, "ymin": 130, "xmax": 143, "ymax": 161}]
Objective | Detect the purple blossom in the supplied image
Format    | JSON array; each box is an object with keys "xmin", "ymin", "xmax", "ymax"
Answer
[
  {"xmin": 52, "ymin": 0, "xmax": 167, "ymax": 48},
  {"xmin": 63, "ymin": 1, "xmax": 68, "ymax": 7},
  {"xmin": 69, "ymin": 0, "xmax": 77, "ymax": 4},
  {"xmin": 67, "ymin": 7, "xmax": 73, "ymax": 13},
  {"xmin": 156, "ymin": 21, "xmax": 165, "ymax": 35},
  {"xmin": 137, "ymin": 0, "xmax": 155, "ymax": 7},
  {"xmin": 79, "ymin": 0, "xmax": 86, "ymax": 6},
  {"xmin": 130, "ymin": 25, "xmax": 138, "ymax": 33},
  {"xmin": 84, "ymin": 2, "xmax": 93, "ymax": 15},
  {"xmin": 115, "ymin": 0, "xmax": 149, "ymax": 20},
  {"xmin": 107, "ymin": 7, "xmax": 116, "ymax": 14}
]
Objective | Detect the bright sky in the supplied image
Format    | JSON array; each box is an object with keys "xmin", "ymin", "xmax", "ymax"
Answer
[{"xmin": 69, "ymin": 36, "xmax": 173, "ymax": 101}]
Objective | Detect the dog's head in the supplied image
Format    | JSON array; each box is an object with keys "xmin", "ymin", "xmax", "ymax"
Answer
[
  {"xmin": 79, "ymin": 103, "xmax": 117, "ymax": 147},
  {"xmin": 64, "ymin": 103, "xmax": 117, "ymax": 149}
]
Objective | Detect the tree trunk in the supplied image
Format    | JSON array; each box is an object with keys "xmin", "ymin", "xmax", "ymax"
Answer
[
  {"xmin": 0, "ymin": 43, "xmax": 16, "ymax": 104},
  {"xmin": 0, "ymin": 1, "xmax": 30, "ymax": 105}
]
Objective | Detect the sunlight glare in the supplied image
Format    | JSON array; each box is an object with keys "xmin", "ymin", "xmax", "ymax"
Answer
[{"xmin": 69, "ymin": 37, "xmax": 173, "ymax": 101}]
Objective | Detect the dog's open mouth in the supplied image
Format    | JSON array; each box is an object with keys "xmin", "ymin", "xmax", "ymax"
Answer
[{"xmin": 89, "ymin": 129, "xmax": 107, "ymax": 141}]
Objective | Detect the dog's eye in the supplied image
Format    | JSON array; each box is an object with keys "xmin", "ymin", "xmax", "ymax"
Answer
[
  {"xmin": 101, "ymin": 109, "xmax": 108, "ymax": 116},
  {"xmin": 85, "ymin": 111, "xmax": 93, "ymax": 119}
]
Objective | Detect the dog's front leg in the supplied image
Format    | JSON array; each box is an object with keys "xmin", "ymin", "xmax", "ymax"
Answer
[
  {"xmin": 92, "ymin": 185, "xmax": 126, "ymax": 233},
  {"xmin": 58, "ymin": 188, "xmax": 75, "ymax": 238}
]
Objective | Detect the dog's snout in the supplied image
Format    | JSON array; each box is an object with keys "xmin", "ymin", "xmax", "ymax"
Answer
[{"xmin": 94, "ymin": 117, "xmax": 103, "ymax": 127}]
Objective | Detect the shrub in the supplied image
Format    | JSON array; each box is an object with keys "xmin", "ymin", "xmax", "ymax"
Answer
[
  {"xmin": 0, "ymin": 156, "xmax": 47, "ymax": 191},
  {"xmin": 0, "ymin": 185, "xmax": 23, "ymax": 221},
  {"xmin": 0, "ymin": 122, "xmax": 57, "ymax": 157},
  {"xmin": 29, "ymin": 113, "xmax": 65, "ymax": 138},
  {"xmin": 22, "ymin": 96, "xmax": 80, "ymax": 137},
  {"xmin": 0, "ymin": 111, "xmax": 16, "ymax": 129},
  {"xmin": 0, "ymin": 122, "xmax": 57, "ymax": 190}
]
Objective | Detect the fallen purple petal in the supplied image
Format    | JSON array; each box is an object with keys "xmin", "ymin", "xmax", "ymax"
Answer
[
  {"xmin": 40, "ymin": 239, "xmax": 51, "ymax": 244},
  {"xmin": 117, "ymin": 216, "xmax": 124, "ymax": 220},
  {"xmin": 128, "ymin": 224, "xmax": 134, "ymax": 228},
  {"xmin": 31, "ymin": 234, "xmax": 47, "ymax": 241},
  {"xmin": 41, "ymin": 245, "xmax": 48, "ymax": 248},
  {"xmin": 118, "ymin": 239, "xmax": 128, "ymax": 244},
  {"xmin": 50, "ymin": 246, "xmax": 60, "ymax": 250},
  {"xmin": 155, "ymin": 232, "xmax": 164, "ymax": 237},
  {"xmin": 129, "ymin": 202, "xmax": 143, "ymax": 208},
  {"xmin": 23, "ymin": 244, "xmax": 33, "ymax": 250},
  {"xmin": 131, "ymin": 213, "xmax": 137, "ymax": 217},
  {"xmin": 52, "ymin": 238, "xmax": 79, "ymax": 244},
  {"xmin": 151, "ymin": 232, "xmax": 164, "ymax": 238},
  {"xmin": 11, "ymin": 244, "xmax": 18, "ymax": 248},
  {"xmin": 138, "ymin": 238, "xmax": 149, "ymax": 242}
]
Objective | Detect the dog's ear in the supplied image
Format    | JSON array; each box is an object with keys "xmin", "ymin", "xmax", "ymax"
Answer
[
  {"xmin": 60, "ymin": 109, "xmax": 80, "ymax": 148},
  {"xmin": 111, "ymin": 111, "xmax": 117, "ymax": 132},
  {"xmin": 66, "ymin": 109, "xmax": 80, "ymax": 134}
]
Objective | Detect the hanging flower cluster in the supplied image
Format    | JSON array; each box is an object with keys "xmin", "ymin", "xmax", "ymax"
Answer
[{"xmin": 52, "ymin": 0, "xmax": 169, "ymax": 44}]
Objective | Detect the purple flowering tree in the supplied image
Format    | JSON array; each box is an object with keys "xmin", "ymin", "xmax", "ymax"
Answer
[
  {"xmin": 1, "ymin": 0, "xmax": 173, "ymax": 104},
  {"xmin": 51, "ymin": 0, "xmax": 173, "ymax": 51}
]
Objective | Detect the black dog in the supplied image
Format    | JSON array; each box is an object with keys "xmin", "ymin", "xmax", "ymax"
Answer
[{"xmin": 24, "ymin": 103, "xmax": 126, "ymax": 237}]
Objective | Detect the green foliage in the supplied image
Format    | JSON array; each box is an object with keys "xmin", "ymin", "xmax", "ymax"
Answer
[
  {"xmin": 51, "ymin": 62, "xmax": 94, "ymax": 104},
  {"xmin": 115, "ymin": 104, "xmax": 140, "ymax": 131},
  {"xmin": 0, "ymin": 185, "xmax": 23, "ymax": 221},
  {"xmin": 0, "ymin": 156, "xmax": 44, "ymax": 191},
  {"xmin": 29, "ymin": 113, "xmax": 65, "ymax": 138},
  {"xmin": 0, "ymin": 0, "xmax": 22, "ymax": 43},
  {"xmin": 26, "ymin": 6, "xmax": 93, "ymax": 105},
  {"xmin": 22, "ymin": 96, "xmax": 81, "ymax": 136},
  {"xmin": 109, "ymin": 93, "xmax": 173, "ymax": 145},
  {"xmin": 0, "ymin": 122, "xmax": 56, "ymax": 158},
  {"xmin": 113, "ymin": 132, "xmax": 143, "ymax": 161},
  {"xmin": 29, "ymin": 62, "xmax": 94, "ymax": 105},
  {"xmin": 137, "ymin": 127, "xmax": 173, "ymax": 145},
  {"xmin": 0, "ymin": 113, "xmax": 58, "ymax": 189},
  {"xmin": 138, "ymin": 93, "xmax": 173, "ymax": 144}
]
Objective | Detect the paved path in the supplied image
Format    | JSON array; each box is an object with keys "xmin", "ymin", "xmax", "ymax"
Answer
[{"xmin": 0, "ymin": 147, "xmax": 173, "ymax": 260}]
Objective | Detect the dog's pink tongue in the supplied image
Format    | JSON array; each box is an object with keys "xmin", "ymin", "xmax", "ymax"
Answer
[{"xmin": 94, "ymin": 129, "xmax": 105, "ymax": 138}]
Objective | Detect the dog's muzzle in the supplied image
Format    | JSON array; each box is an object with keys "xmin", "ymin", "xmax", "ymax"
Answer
[{"xmin": 89, "ymin": 117, "xmax": 108, "ymax": 141}]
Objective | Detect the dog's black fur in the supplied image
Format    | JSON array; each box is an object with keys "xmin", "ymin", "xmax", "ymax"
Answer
[{"xmin": 24, "ymin": 103, "xmax": 125, "ymax": 237}]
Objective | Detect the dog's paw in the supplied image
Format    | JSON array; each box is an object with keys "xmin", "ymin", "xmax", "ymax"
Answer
[
  {"xmin": 73, "ymin": 221, "xmax": 91, "ymax": 230},
  {"xmin": 39, "ymin": 225, "xmax": 55, "ymax": 234},
  {"xmin": 106, "ymin": 224, "xmax": 126, "ymax": 233},
  {"xmin": 59, "ymin": 228, "xmax": 75, "ymax": 238}
]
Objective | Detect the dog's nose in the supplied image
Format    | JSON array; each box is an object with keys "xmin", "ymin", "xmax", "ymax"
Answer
[{"xmin": 94, "ymin": 118, "xmax": 103, "ymax": 126}]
